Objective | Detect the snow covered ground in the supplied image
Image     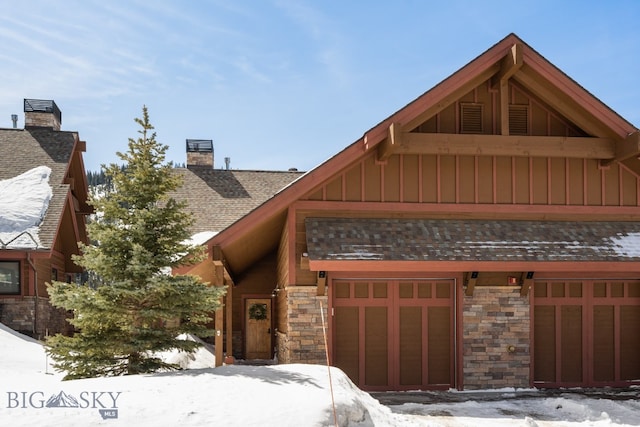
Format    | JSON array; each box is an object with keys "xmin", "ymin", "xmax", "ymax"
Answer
[{"xmin": 0, "ymin": 322, "xmax": 638, "ymax": 426}]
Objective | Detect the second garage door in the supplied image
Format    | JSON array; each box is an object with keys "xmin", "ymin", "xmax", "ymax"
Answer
[{"xmin": 533, "ymin": 279, "xmax": 640, "ymax": 388}]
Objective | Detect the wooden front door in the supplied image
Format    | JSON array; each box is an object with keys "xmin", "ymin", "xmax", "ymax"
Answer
[{"xmin": 245, "ymin": 298, "xmax": 272, "ymax": 359}]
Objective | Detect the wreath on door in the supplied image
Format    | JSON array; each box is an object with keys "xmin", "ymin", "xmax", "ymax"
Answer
[{"xmin": 249, "ymin": 303, "xmax": 268, "ymax": 320}]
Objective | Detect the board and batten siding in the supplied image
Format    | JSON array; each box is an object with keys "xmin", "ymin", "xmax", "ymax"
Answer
[{"xmin": 302, "ymin": 152, "xmax": 639, "ymax": 207}]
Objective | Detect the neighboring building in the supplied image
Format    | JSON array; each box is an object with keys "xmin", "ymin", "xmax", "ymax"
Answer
[
  {"xmin": 0, "ymin": 99, "xmax": 91, "ymax": 338},
  {"xmin": 181, "ymin": 34, "xmax": 640, "ymax": 391},
  {"xmin": 171, "ymin": 139, "xmax": 304, "ymax": 236},
  {"xmin": 170, "ymin": 141, "xmax": 304, "ymax": 359}
]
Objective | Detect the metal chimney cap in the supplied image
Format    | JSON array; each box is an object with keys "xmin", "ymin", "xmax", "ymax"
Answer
[
  {"xmin": 24, "ymin": 99, "xmax": 62, "ymax": 122},
  {"xmin": 186, "ymin": 139, "xmax": 213, "ymax": 153}
]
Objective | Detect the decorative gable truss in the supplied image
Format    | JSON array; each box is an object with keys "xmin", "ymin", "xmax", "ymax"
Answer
[{"xmin": 371, "ymin": 38, "xmax": 639, "ymax": 168}]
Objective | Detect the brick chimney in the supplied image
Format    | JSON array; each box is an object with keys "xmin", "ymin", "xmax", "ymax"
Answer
[
  {"xmin": 186, "ymin": 139, "xmax": 214, "ymax": 168},
  {"xmin": 24, "ymin": 99, "xmax": 62, "ymax": 131}
]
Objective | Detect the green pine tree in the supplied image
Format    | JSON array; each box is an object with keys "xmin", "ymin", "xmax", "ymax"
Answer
[{"xmin": 46, "ymin": 106, "xmax": 225, "ymax": 379}]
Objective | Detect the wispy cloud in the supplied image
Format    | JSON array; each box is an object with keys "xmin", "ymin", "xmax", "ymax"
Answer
[{"xmin": 274, "ymin": 0, "xmax": 352, "ymax": 86}]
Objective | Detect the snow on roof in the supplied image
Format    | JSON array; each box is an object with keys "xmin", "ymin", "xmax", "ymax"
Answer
[
  {"xmin": 186, "ymin": 230, "xmax": 218, "ymax": 247},
  {"xmin": 0, "ymin": 166, "xmax": 52, "ymax": 249}
]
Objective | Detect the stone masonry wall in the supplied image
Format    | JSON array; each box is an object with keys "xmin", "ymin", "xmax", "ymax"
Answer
[
  {"xmin": 279, "ymin": 286, "xmax": 327, "ymax": 365},
  {"xmin": 463, "ymin": 287, "xmax": 530, "ymax": 389},
  {"xmin": 0, "ymin": 297, "xmax": 71, "ymax": 339}
]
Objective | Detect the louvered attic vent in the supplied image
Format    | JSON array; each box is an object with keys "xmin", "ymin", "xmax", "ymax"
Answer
[
  {"xmin": 509, "ymin": 105, "xmax": 529, "ymax": 135},
  {"xmin": 460, "ymin": 103, "xmax": 483, "ymax": 133}
]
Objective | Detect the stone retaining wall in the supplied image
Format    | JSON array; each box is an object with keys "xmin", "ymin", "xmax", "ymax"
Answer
[{"xmin": 0, "ymin": 297, "xmax": 71, "ymax": 339}]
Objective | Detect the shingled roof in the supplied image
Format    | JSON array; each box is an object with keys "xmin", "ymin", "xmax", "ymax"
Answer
[
  {"xmin": 0, "ymin": 127, "xmax": 78, "ymax": 249},
  {"xmin": 171, "ymin": 167, "xmax": 304, "ymax": 234},
  {"xmin": 305, "ymin": 218, "xmax": 640, "ymax": 262}
]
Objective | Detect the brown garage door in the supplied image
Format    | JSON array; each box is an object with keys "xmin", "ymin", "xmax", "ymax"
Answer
[
  {"xmin": 533, "ymin": 279, "xmax": 640, "ymax": 388},
  {"xmin": 331, "ymin": 279, "xmax": 455, "ymax": 391}
]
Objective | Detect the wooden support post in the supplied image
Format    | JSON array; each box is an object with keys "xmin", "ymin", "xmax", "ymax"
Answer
[
  {"xmin": 500, "ymin": 80, "xmax": 510, "ymax": 136},
  {"xmin": 489, "ymin": 43, "xmax": 523, "ymax": 136},
  {"xmin": 225, "ymin": 272, "xmax": 233, "ymax": 363},
  {"xmin": 184, "ymin": 258, "xmax": 232, "ymax": 367},
  {"xmin": 214, "ymin": 261, "xmax": 224, "ymax": 367}
]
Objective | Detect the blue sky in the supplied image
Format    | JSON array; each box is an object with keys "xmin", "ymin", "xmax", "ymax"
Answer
[{"xmin": 1, "ymin": 1, "xmax": 639, "ymax": 173}]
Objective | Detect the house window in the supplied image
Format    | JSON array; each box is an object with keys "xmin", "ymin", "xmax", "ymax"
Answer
[
  {"xmin": 51, "ymin": 268, "xmax": 58, "ymax": 282},
  {"xmin": 0, "ymin": 261, "xmax": 20, "ymax": 294}
]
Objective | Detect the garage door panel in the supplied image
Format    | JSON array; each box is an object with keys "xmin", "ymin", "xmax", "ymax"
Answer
[
  {"xmin": 365, "ymin": 306, "xmax": 388, "ymax": 387},
  {"xmin": 593, "ymin": 305, "xmax": 615, "ymax": 382},
  {"xmin": 534, "ymin": 305, "xmax": 556, "ymax": 382},
  {"xmin": 428, "ymin": 306, "xmax": 451, "ymax": 385},
  {"xmin": 399, "ymin": 306, "xmax": 422, "ymax": 386},
  {"xmin": 560, "ymin": 305, "xmax": 582, "ymax": 383},
  {"xmin": 334, "ymin": 307, "xmax": 359, "ymax": 385},
  {"xmin": 620, "ymin": 306, "xmax": 640, "ymax": 381}
]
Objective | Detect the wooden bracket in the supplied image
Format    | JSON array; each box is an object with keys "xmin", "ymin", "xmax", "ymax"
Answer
[
  {"xmin": 520, "ymin": 271, "xmax": 534, "ymax": 296},
  {"xmin": 316, "ymin": 271, "xmax": 327, "ymax": 296},
  {"xmin": 377, "ymin": 122, "xmax": 401, "ymax": 162},
  {"xmin": 464, "ymin": 271, "xmax": 478, "ymax": 296},
  {"xmin": 300, "ymin": 253, "xmax": 310, "ymax": 270},
  {"xmin": 601, "ymin": 131, "xmax": 640, "ymax": 167},
  {"xmin": 491, "ymin": 43, "xmax": 523, "ymax": 89}
]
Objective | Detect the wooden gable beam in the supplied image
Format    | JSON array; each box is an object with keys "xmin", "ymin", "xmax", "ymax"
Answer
[
  {"xmin": 601, "ymin": 131, "xmax": 640, "ymax": 166},
  {"xmin": 377, "ymin": 122, "xmax": 402, "ymax": 161},
  {"xmin": 491, "ymin": 43, "xmax": 524, "ymax": 89},
  {"xmin": 403, "ymin": 64, "xmax": 500, "ymax": 132},
  {"xmin": 397, "ymin": 132, "xmax": 615, "ymax": 159},
  {"xmin": 499, "ymin": 79, "xmax": 510, "ymax": 136},
  {"xmin": 514, "ymin": 67, "xmax": 617, "ymax": 139},
  {"xmin": 492, "ymin": 44, "xmax": 524, "ymax": 136}
]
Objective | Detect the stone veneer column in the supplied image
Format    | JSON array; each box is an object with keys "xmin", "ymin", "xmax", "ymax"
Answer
[
  {"xmin": 281, "ymin": 286, "xmax": 328, "ymax": 365},
  {"xmin": 463, "ymin": 287, "xmax": 530, "ymax": 389}
]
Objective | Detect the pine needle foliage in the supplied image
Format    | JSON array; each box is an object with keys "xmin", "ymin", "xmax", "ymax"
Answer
[{"xmin": 46, "ymin": 106, "xmax": 225, "ymax": 379}]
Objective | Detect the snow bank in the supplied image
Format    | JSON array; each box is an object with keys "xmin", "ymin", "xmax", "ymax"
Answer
[
  {"xmin": 153, "ymin": 334, "xmax": 216, "ymax": 369},
  {"xmin": 0, "ymin": 323, "xmax": 638, "ymax": 426}
]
